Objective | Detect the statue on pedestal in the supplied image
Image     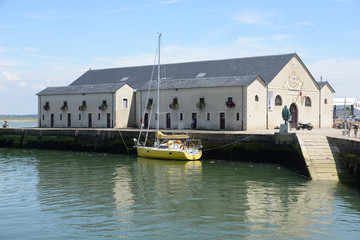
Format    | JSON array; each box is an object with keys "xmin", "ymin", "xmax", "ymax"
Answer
[
  {"xmin": 280, "ymin": 105, "xmax": 290, "ymax": 133},
  {"xmin": 282, "ymin": 105, "xmax": 290, "ymax": 124}
]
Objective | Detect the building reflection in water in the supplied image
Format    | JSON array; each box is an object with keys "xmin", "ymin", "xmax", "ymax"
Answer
[
  {"xmin": 244, "ymin": 180, "xmax": 339, "ymax": 239},
  {"xmin": 134, "ymin": 158, "xmax": 203, "ymax": 200},
  {"xmin": 112, "ymin": 157, "xmax": 203, "ymax": 232},
  {"xmin": 112, "ymin": 166, "xmax": 135, "ymax": 224},
  {"xmin": 8, "ymin": 148, "xmax": 360, "ymax": 239}
]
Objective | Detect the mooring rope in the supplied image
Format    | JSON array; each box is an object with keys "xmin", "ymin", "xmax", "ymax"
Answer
[
  {"xmin": 202, "ymin": 134, "xmax": 255, "ymax": 152},
  {"xmin": 118, "ymin": 131, "xmax": 130, "ymax": 151},
  {"xmin": 141, "ymin": 132, "xmax": 155, "ymax": 146}
]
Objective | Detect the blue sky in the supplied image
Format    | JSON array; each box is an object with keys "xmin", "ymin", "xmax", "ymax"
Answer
[{"xmin": 1, "ymin": 0, "xmax": 360, "ymax": 114}]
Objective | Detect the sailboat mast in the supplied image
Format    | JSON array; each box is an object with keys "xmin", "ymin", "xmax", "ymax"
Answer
[{"xmin": 156, "ymin": 33, "xmax": 161, "ymax": 132}]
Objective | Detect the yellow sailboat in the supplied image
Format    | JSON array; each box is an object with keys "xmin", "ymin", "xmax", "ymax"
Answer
[
  {"xmin": 134, "ymin": 34, "xmax": 202, "ymax": 161},
  {"xmin": 135, "ymin": 131, "xmax": 202, "ymax": 160}
]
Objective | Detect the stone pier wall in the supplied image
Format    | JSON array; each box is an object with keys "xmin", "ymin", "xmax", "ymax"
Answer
[
  {"xmin": 327, "ymin": 137, "xmax": 360, "ymax": 156},
  {"xmin": 2, "ymin": 128, "xmax": 360, "ymax": 182}
]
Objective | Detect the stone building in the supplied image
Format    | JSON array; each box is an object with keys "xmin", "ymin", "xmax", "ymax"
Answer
[
  {"xmin": 37, "ymin": 83, "xmax": 134, "ymax": 128},
  {"xmin": 37, "ymin": 53, "xmax": 335, "ymax": 130}
]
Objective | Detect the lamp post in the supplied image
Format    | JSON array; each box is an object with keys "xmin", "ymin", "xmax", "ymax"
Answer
[{"xmin": 344, "ymin": 98, "xmax": 348, "ymax": 136}]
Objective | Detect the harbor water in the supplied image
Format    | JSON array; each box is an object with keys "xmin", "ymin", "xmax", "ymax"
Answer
[
  {"xmin": 1, "ymin": 148, "xmax": 360, "ymax": 239},
  {"xmin": 1, "ymin": 120, "xmax": 37, "ymax": 128}
]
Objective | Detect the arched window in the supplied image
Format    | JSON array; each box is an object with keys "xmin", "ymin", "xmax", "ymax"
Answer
[
  {"xmin": 324, "ymin": 98, "xmax": 327, "ymax": 104},
  {"xmin": 255, "ymin": 95, "xmax": 259, "ymax": 102},
  {"xmin": 275, "ymin": 95, "xmax": 282, "ymax": 106},
  {"xmin": 305, "ymin": 97, "xmax": 312, "ymax": 107}
]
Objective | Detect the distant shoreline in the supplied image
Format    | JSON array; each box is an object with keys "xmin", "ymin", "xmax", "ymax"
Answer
[{"xmin": 1, "ymin": 117, "xmax": 37, "ymax": 122}]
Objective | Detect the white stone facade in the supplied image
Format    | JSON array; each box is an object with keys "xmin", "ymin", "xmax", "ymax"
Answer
[
  {"xmin": 136, "ymin": 56, "xmax": 334, "ymax": 130},
  {"xmin": 38, "ymin": 84, "xmax": 134, "ymax": 128},
  {"xmin": 37, "ymin": 54, "xmax": 335, "ymax": 130}
]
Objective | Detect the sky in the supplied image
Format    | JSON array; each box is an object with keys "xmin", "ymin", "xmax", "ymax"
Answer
[{"xmin": 1, "ymin": 0, "xmax": 360, "ymax": 115}]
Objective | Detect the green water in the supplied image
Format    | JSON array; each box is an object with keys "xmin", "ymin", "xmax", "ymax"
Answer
[{"xmin": 1, "ymin": 148, "xmax": 360, "ymax": 239}]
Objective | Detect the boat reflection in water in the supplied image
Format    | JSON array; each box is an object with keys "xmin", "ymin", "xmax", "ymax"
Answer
[
  {"xmin": 113, "ymin": 157, "xmax": 202, "ymax": 218},
  {"xmin": 135, "ymin": 157, "xmax": 203, "ymax": 201},
  {"xmin": 136, "ymin": 157, "xmax": 202, "ymax": 176}
]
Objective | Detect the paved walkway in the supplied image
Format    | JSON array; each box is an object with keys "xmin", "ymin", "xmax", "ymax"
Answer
[
  {"xmin": 245, "ymin": 128, "xmax": 360, "ymax": 141},
  {"xmin": 125, "ymin": 126, "xmax": 360, "ymax": 141},
  {"xmin": 12, "ymin": 126, "xmax": 360, "ymax": 141}
]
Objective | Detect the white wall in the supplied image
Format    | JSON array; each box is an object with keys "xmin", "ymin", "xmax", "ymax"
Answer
[
  {"xmin": 39, "ymin": 93, "xmax": 113, "ymax": 128},
  {"xmin": 114, "ymin": 84, "xmax": 134, "ymax": 128},
  {"xmin": 245, "ymin": 78, "xmax": 267, "ymax": 130},
  {"xmin": 320, "ymin": 84, "xmax": 334, "ymax": 128},
  {"xmin": 267, "ymin": 56, "xmax": 320, "ymax": 128},
  {"xmin": 137, "ymin": 80, "xmax": 266, "ymax": 131}
]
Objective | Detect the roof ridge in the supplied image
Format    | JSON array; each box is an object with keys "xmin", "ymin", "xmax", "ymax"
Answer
[
  {"xmin": 68, "ymin": 53, "xmax": 296, "ymax": 88},
  {"xmin": 83, "ymin": 53, "xmax": 297, "ymax": 71},
  {"xmin": 159, "ymin": 74, "xmax": 260, "ymax": 82}
]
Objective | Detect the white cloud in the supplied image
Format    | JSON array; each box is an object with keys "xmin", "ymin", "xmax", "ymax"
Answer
[
  {"xmin": 232, "ymin": 10, "xmax": 276, "ymax": 26},
  {"xmin": 0, "ymin": 25, "xmax": 14, "ymax": 29},
  {"xmin": 0, "ymin": 59, "xmax": 25, "ymax": 67},
  {"xmin": 0, "ymin": 46, "xmax": 18, "ymax": 53},
  {"xmin": 26, "ymin": 12, "xmax": 73, "ymax": 20},
  {"xmin": 237, "ymin": 34, "xmax": 293, "ymax": 45},
  {"xmin": 294, "ymin": 21, "xmax": 314, "ymax": 27},
  {"xmin": 23, "ymin": 47, "xmax": 38, "ymax": 52},
  {"xmin": 238, "ymin": 37, "xmax": 265, "ymax": 45},
  {"xmin": 234, "ymin": 13, "xmax": 265, "ymax": 25},
  {"xmin": 272, "ymin": 34, "xmax": 293, "ymax": 41},
  {"xmin": 204, "ymin": 8, "xmax": 227, "ymax": 13},
  {"xmin": 309, "ymin": 58, "xmax": 360, "ymax": 80},
  {"xmin": 308, "ymin": 57, "xmax": 360, "ymax": 98},
  {"xmin": 1, "ymin": 70, "xmax": 20, "ymax": 82},
  {"xmin": 0, "ymin": 70, "xmax": 26, "ymax": 93},
  {"xmin": 18, "ymin": 81, "xmax": 27, "ymax": 87},
  {"xmin": 327, "ymin": 0, "xmax": 351, "ymax": 2},
  {"xmin": 159, "ymin": 0, "xmax": 183, "ymax": 4},
  {"xmin": 275, "ymin": 21, "xmax": 315, "ymax": 30}
]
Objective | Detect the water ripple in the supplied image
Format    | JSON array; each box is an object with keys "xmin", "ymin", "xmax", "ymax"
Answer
[{"xmin": 1, "ymin": 149, "xmax": 360, "ymax": 239}]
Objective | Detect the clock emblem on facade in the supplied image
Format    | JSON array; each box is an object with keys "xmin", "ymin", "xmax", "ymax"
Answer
[
  {"xmin": 289, "ymin": 73, "xmax": 299, "ymax": 89},
  {"xmin": 284, "ymin": 73, "xmax": 303, "ymax": 90}
]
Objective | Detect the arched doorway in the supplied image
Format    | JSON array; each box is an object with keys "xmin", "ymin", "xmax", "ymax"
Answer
[{"xmin": 289, "ymin": 103, "xmax": 298, "ymax": 129}]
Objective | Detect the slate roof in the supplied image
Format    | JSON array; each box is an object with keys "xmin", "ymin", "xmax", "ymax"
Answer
[
  {"xmin": 69, "ymin": 53, "xmax": 297, "ymax": 89},
  {"xmin": 317, "ymin": 81, "xmax": 335, "ymax": 93},
  {"xmin": 37, "ymin": 83, "xmax": 127, "ymax": 96},
  {"xmin": 317, "ymin": 81, "xmax": 327, "ymax": 88},
  {"xmin": 140, "ymin": 75, "xmax": 263, "ymax": 91}
]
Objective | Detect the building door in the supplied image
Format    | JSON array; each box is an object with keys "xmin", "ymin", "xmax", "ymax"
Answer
[
  {"xmin": 88, "ymin": 113, "xmax": 92, "ymax": 128},
  {"xmin": 220, "ymin": 112, "xmax": 225, "ymax": 130},
  {"xmin": 67, "ymin": 113, "xmax": 71, "ymax": 128},
  {"xmin": 191, "ymin": 113, "xmax": 197, "ymax": 129},
  {"xmin": 144, "ymin": 113, "xmax": 149, "ymax": 128},
  {"xmin": 166, "ymin": 113, "xmax": 171, "ymax": 129},
  {"xmin": 107, "ymin": 113, "xmax": 111, "ymax": 128},
  {"xmin": 50, "ymin": 114, "xmax": 54, "ymax": 127},
  {"xmin": 290, "ymin": 103, "xmax": 298, "ymax": 128}
]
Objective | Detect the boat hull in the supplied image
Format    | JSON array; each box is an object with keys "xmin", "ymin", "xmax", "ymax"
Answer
[{"xmin": 136, "ymin": 146, "xmax": 202, "ymax": 160}]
